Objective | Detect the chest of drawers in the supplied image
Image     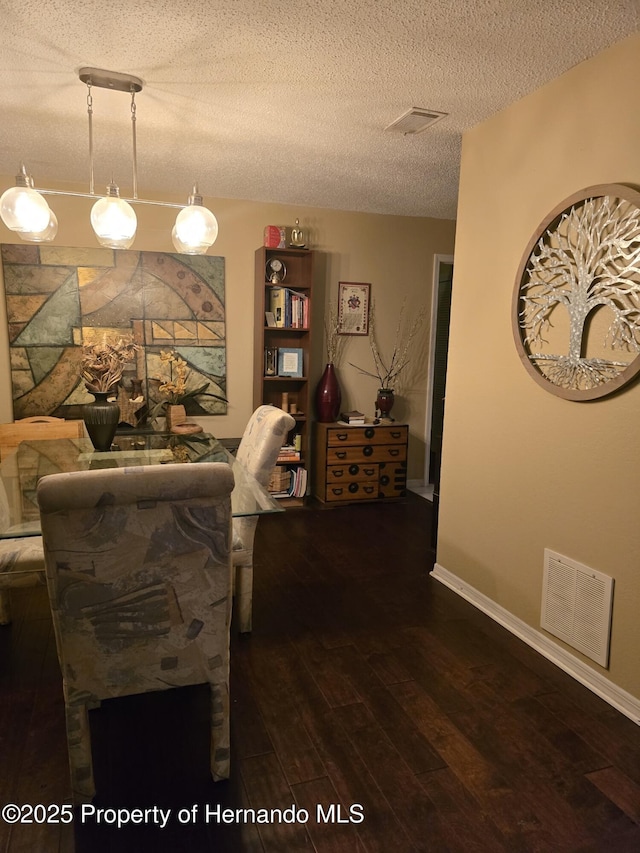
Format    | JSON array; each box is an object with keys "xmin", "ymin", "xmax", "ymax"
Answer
[{"xmin": 313, "ymin": 422, "xmax": 408, "ymax": 504}]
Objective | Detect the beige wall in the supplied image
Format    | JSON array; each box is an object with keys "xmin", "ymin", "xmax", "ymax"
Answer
[
  {"xmin": 438, "ymin": 33, "xmax": 640, "ymax": 700},
  {"xmin": 0, "ymin": 182, "xmax": 455, "ymax": 479}
]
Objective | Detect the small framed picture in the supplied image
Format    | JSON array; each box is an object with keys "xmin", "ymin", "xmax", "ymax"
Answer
[
  {"xmin": 338, "ymin": 282, "xmax": 371, "ymax": 335},
  {"xmin": 278, "ymin": 347, "xmax": 304, "ymax": 377},
  {"xmin": 265, "ymin": 311, "xmax": 277, "ymax": 327}
]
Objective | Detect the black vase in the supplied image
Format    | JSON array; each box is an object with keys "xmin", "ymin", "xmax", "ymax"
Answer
[{"xmin": 83, "ymin": 391, "xmax": 120, "ymax": 451}]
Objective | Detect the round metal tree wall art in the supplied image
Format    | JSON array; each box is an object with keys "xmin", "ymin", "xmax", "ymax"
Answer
[{"xmin": 513, "ymin": 185, "xmax": 640, "ymax": 400}]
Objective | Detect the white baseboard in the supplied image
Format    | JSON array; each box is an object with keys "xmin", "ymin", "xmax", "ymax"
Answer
[{"xmin": 431, "ymin": 563, "xmax": 640, "ymax": 725}]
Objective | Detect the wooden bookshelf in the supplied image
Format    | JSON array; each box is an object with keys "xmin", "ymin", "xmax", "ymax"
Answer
[{"xmin": 253, "ymin": 246, "xmax": 314, "ymax": 506}]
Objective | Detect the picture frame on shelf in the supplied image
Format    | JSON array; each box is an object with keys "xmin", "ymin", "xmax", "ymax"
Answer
[
  {"xmin": 337, "ymin": 281, "xmax": 371, "ymax": 335},
  {"xmin": 278, "ymin": 347, "xmax": 304, "ymax": 377},
  {"xmin": 265, "ymin": 310, "xmax": 277, "ymax": 328}
]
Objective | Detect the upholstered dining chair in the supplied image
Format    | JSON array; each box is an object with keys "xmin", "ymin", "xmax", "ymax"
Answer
[
  {"xmin": 233, "ymin": 405, "xmax": 295, "ymax": 632},
  {"xmin": 0, "ymin": 416, "xmax": 87, "ymax": 625},
  {"xmin": 37, "ymin": 462, "xmax": 235, "ymax": 803}
]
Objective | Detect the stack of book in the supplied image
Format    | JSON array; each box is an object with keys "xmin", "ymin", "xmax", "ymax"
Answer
[
  {"xmin": 339, "ymin": 410, "xmax": 366, "ymax": 425},
  {"xmin": 276, "ymin": 444, "xmax": 301, "ymax": 463},
  {"xmin": 269, "ymin": 466, "xmax": 307, "ymax": 499},
  {"xmin": 289, "ymin": 466, "xmax": 308, "ymax": 498},
  {"xmin": 269, "ymin": 287, "xmax": 309, "ymax": 328},
  {"xmin": 268, "ymin": 466, "xmax": 292, "ymax": 494}
]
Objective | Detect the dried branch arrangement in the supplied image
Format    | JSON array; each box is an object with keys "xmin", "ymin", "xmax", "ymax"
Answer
[
  {"xmin": 323, "ymin": 301, "xmax": 346, "ymax": 365},
  {"xmin": 82, "ymin": 336, "xmax": 138, "ymax": 393},
  {"xmin": 350, "ymin": 300, "xmax": 426, "ymax": 390}
]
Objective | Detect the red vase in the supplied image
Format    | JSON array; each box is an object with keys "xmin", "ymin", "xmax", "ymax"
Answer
[{"xmin": 315, "ymin": 363, "xmax": 341, "ymax": 423}]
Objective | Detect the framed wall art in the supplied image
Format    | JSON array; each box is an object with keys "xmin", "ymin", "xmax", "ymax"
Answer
[
  {"xmin": 2, "ymin": 244, "xmax": 228, "ymax": 418},
  {"xmin": 337, "ymin": 281, "xmax": 370, "ymax": 335},
  {"xmin": 512, "ymin": 184, "xmax": 640, "ymax": 401}
]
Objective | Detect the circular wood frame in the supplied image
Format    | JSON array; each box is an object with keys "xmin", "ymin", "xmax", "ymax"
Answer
[{"xmin": 512, "ymin": 184, "xmax": 640, "ymax": 401}]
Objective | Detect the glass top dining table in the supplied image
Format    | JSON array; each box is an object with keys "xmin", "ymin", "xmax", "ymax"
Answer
[{"xmin": 0, "ymin": 431, "xmax": 283, "ymax": 540}]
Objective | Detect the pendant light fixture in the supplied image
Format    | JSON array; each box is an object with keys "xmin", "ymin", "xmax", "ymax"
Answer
[
  {"xmin": 0, "ymin": 166, "xmax": 53, "ymax": 236},
  {"xmin": 172, "ymin": 187, "xmax": 219, "ymax": 254},
  {"xmin": 90, "ymin": 182, "xmax": 137, "ymax": 250},
  {"xmin": 0, "ymin": 67, "xmax": 218, "ymax": 253}
]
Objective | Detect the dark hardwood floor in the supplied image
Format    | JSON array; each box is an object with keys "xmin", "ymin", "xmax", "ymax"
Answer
[{"xmin": 1, "ymin": 493, "xmax": 640, "ymax": 852}]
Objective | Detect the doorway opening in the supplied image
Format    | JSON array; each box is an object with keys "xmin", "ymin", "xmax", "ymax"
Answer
[{"xmin": 427, "ymin": 255, "xmax": 454, "ymax": 489}]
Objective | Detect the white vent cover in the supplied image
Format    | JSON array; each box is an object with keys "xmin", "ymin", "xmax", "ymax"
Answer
[
  {"xmin": 541, "ymin": 549, "xmax": 614, "ymax": 667},
  {"xmin": 385, "ymin": 107, "xmax": 448, "ymax": 135}
]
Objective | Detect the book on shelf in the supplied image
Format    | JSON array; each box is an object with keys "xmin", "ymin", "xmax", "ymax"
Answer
[
  {"xmin": 269, "ymin": 465, "xmax": 307, "ymax": 499},
  {"xmin": 268, "ymin": 287, "xmax": 308, "ymax": 329},
  {"xmin": 269, "ymin": 287, "xmax": 286, "ymax": 327},
  {"xmin": 276, "ymin": 444, "xmax": 301, "ymax": 463},
  {"xmin": 286, "ymin": 289, "xmax": 309, "ymax": 329},
  {"xmin": 268, "ymin": 465, "xmax": 292, "ymax": 494},
  {"xmin": 289, "ymin": 465, "xmax": 308, "ymax": 498},
  {"xmin": 339, "ymin": 410, "xmax": 366, "ymax": 425}
]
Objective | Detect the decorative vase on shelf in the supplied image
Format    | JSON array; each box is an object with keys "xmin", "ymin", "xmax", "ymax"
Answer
[
  {"xmin": 83, "ymin": 391, "xmax": 120, "ymax": 451},
  {"xmin": 315, "ymin": 363, "xmax": 342, "ymax": 423},
  {"xmin": 375, "ymin": 388, "xmax": 395, "ymax": 419}
]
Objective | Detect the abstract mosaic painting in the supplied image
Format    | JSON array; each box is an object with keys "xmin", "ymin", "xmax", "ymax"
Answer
[{"xmin": 2, "ymin": 244, "xmax": 226, "ymax": 420}]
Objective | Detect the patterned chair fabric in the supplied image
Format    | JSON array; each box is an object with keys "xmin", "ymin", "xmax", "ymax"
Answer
[
  {"xmin": 233, "ymin": 405, "xmax": 295, "ymax": 632},
  {"xmin": 37, "ymin": 462, "xmax": 235, "ymax": 803},
  {"xmin": 0, "ymin": 536, "xmax": 46, "ymax": 624},
  {"xmin": 0, "ymin": 416, "xmax": 86, "ymax": 624}
]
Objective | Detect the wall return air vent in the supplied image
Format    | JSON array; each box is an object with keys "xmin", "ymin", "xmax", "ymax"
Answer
[
  {"xmin": 385, "ymin": 107, "xmax": 448, "ymax": 135},
  {"xmin": 541, "ymin": 549, "xmax": 614, "ymax": 668}
]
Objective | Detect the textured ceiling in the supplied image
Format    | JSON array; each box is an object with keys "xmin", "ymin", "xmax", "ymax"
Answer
[{"xmin": 0, "ymin": 0, "xmax": 638, "ymax": 220}]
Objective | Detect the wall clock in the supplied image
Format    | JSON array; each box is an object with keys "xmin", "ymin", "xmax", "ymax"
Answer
[{"xmin": 512, "ymin": 184, "xmax": 640, "ymax": 401}]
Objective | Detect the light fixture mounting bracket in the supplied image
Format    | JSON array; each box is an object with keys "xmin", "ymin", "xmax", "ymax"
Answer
[{"xmin": 78, "ymin": 67, "xmax": 143, "ymax": 93}]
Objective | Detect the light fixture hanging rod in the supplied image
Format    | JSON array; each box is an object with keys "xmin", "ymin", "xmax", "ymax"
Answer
[
  {"xmin": 78, "ymin": 67, "xmax": 143, "ymax": 93},
  {"xmin": 0, "ymin": 67, "xmax": 218, "ymax": 253},
  {"xmin": 34, "ymin": 187, "xmax": 186, "ymax": 210}
]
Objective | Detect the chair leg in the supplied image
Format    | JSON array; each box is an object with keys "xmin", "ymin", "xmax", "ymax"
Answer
[
  {"xmin": 65, "ymin": 702, "xmax": 96, "ymax": 803},
  {"xmin": 0, "ymin": 590, "xmax": 11, "ymax": 625},
  {"xmin": 235, "ymin": 561, "xmax": 253, "ymax": 633},
  {"xmin": 209, "ymin": 680, "xmax": 230, "ymax": 781}
]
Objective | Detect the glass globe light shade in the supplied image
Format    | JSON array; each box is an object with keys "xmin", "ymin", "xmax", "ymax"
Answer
[
  {"xmin": 0, "ymin": 183, "xmax": 51, "ymax": 234},
  {"xmin": 172, "ymin": 189, "xmax": 218, "ymax": 254},
  {"xmin": 20, "ymin": 209, "xmax": 58, "ymax": 243},
  {"xmin": 90, "ymin": 184, "xmax": 137, "ymax": 250}
]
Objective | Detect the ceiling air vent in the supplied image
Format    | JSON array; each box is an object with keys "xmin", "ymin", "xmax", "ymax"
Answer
[{"xmin": 385, "ymin": 107, "xmax": 448, "ymax": 135}]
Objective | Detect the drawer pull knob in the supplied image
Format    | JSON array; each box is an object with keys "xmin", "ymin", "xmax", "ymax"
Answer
[
  {"xmin": 336, "ymin": 433, "xmax": 348, "ymax": 442},
  {"xmin": 336, "ymin": 451, "xmax": 347, "ymax": 459},
  {"xmin": 332, "ymin": 487, "xmax": 344, "ymax": 496},
  {"xmin": 363, "ymin": 445, "xmax": 373, "ymax": 457},
  {"xmin": 391, "ymin": 431, "xmax": 402, "ymax": 439},
  {"xmin": 348, "ymin": 483, "xmax": 359, "ymax": 494},
  {"xmin": 380, "ymin": 475, "xmax": 390, "ymax": 486},
  {"xmin": 349, "ymin": 464, "xmax": 359, "ymax": 475},
  {"xmin": 364, "ymin": 428, "xmax": 375, "ymax": 439},
  {"xmin": 363, "ymin": 486, "xmax": 375, "ymax": 495},
  {"xmin": 363, "ymin": 467, "xmax": 375, "ymax": 476},
  {"xmin": 389, "ymin": 449, "xmax": 400, "ymax": 457},
  {"xmin": 333, "ymin": 469, "xmax": 344, "ymax": 478}
]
